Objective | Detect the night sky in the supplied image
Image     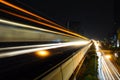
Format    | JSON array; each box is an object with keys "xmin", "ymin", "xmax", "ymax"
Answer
[{"xmin": 18, "ymin": 0, "xmax": 114, "ymax": 40}]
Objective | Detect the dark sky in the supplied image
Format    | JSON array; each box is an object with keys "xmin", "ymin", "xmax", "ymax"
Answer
[{"xmin": 18, "ymin": 0, "xmax": 114, "ymax": 40}]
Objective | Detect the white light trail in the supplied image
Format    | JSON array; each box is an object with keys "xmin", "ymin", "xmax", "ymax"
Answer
[
  {"xmin": 102, "ymin": 57, "xmax": 115, "ymax": 80},
  {"xmin": 104, "ymin": 56, "xmax": 120, "ymax": 79},
  {"xmin": 0, "ymin": 41, "xmax": 90, "ymax": 58},
  {"xmin": 0, "ymin": 19, "xmax": 75, "ymax": 38},
  {"xmin": 0, "ymin": 43, "xmax": 62, "ymax": 51},
  {"xmin": 94, "ymin": 41, "xmax": 120, "ymax": 80}
]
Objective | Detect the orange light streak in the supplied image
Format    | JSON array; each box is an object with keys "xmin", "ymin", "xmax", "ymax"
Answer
[
  {"xmin": 0, "ymin": 0, "xmax": 4, "ymax": 2},
  {"xmin": 0, "ymin": 9, "xmax": 78, "ymax": 38},
  {"xmin": 0, "ymin": 9, "xmax": 62, "ymax": 30},
  {"xmin": 0, "ymin": 0, "xmax": 88, "ymax": 40},
  {"xmin": 0, "ymin": 9, "xmax": 80, "ymax": 38},
  {"xmin": 0, "ymin": 0, "xmax": 65, "ymax": 29}
]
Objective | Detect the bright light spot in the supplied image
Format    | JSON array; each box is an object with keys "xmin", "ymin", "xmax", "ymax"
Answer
[
  {"xmin": 35, "ymin": 50, "xmax": 50, "ymax": 57},
  {"xmin": 96, "ymin": 51, "xmax": 102, "ymax": 56},
  {"xmin": 0, "ymin": 40, "xmax": 90, "ymax": 58},
  {"xmin": 114, "ymin": 53, "xmax": 118, "ymax": 57},
  {"xmin": 117, "ymin": 40, "xmax": 119, "ymax": 47},
  {"xmin": 105, "ymin": 55, "xmax": 111, "ymax": 59},
  {"xmin": 72, "ymin": 41, "xmax": 90, "ymax": 46}
]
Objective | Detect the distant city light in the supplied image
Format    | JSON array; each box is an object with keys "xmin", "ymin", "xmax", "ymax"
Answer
[
  {"xmin": 114, "ymin": 53, "xmax": 118, "ymax": 57},
  {"xmin": 117, "ymin": 40, "xmax": 119, "ymax": 47}
]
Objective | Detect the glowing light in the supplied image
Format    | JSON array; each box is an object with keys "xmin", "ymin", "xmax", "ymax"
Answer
[
  {"xmin": 0, "ymin": 19, "xmax": 75, "ymax": 38},
  {"xmin": 0, "ymin": 0, "xmax": 64, "ymax": 29},
  {"xmin": 0, "ymin": 9, "xmax": 81, "ymax": 39},
  {"xmin": 94, "ymin": 40, "xmax": 120, "ymax": 80},
  {"xmin": 72, "ymin": 41, "xmax": 90, "ymax": 46},
  {"xmin": 114, "ymin": 53, "xmax": 118, "ymax": 57},
  {"xmin": 0, "ymin": 0, "xmax": 88, "ymax": 40},
  {"xmin": 0, "ymin": 41, "xmax": 90, "ymax": 58},
  {"xmin": 105, "ymin": 55, "xmax": 111, "ymax": 59},
  {"xmin": 0, "ymin": 0, "xmax": 4, "ymax": 2},
  {"xmin": 0, "ymin": 9, "xmax": 64, "ymax": 32},
  {"xmin": 35, "ymin": 50, "xmax": 50, "ymax": 57}
]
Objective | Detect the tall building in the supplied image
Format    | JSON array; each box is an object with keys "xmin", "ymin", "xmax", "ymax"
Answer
[
  {"xmin": 109, "ymin": 0, "xmax": 120, "ymax": 47},
  {"xmin": 107, "ymin": 0, "xmax": 120, "ymax": 48},
  {"xmin": 113, "ymin": 0, "xmax": 120, "ymax": 47},
  {"xmin": 114, "ymin": 0, "xmax": 120, "ymax": 29}
]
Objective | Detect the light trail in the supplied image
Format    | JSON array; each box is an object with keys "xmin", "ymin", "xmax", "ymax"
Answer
[
  {"xmin": 105, "ymin": 56, "xmax": 120, "ymax": 79},
  {"xmin": 0, "ymin": 0, "xmax": 4, "ymax": 2},
  {"xmin": 0, "ymin": 9, "xmax": 83, "ymax": 39},
  {"xmin": 0, "ymin": 0, "xmax": 88, "ymax": 40},
  {"xmin": 0, "ymin": 9, "xmax": 77, "ymax": 38},
  {"xmin": 0, "ymin": 0, "xmax": 65, "ymax": 29},
  {"xmin": 0, "ymin": 19, "xmax": 78, "ymax": 38},
  {"xmin": 0, "ymin": 41, "xmax": 90, "ymax": 58},
  {"xmin": 94, "ymin": 41, "xmax": 120, "ymax": 80},
  {"xmin": 0, "ymin": 43, "xmax": 63, "ymax": 51},
  {"xmin": 0, "ymin": 9, "xmax": 63, "ymax": 30},
  {"xmin": 102, "ymin": 64, "xmax": 108, "ymax": 80},
  {"xmin": 102, "ymin": 57, "xmax": 115, "ymax": 80}
]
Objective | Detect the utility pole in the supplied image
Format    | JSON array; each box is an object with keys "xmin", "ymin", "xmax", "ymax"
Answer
[
  {"xmin": 66, "ymin": 16, "xmax": 70, "ymax": 29},
  {"xmin": 67, "ymin": 20, "xmax": 70, "ymax": 29}
]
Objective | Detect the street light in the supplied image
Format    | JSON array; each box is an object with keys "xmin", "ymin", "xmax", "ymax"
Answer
[
  {"xmin": 35, "ymin": 50, "xmax": 50, "ymax": 57},
  {"xmin": 105, "ymin": 55, "xmax": 111, "ymax": 59},
  {"xmin": 114, "ymin": 53, "xmax": 118, "ymax": 58}
]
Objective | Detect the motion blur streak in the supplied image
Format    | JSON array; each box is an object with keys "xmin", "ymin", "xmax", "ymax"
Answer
[
  {"xmin": 105, "ymin": 56, "xmax": 120, "ymax": 79},
  {"xmin": 0, "ymin": 43, "xmax": 64, "ymax": 51},
  {"xmin": 0, "ymin": 0, "xmax": 66, "ymax": 30},
  {"xmin": 0, "ymin": 9, "xmax": 64, "ymax": 30},
  {"xmin": 0, "ymin": 9, "xmax": 73, "ymax": 37},
  {"xmin": 0, "ymin": 19, "xmax": 75, "ymax": 38},
  {"xmin": 102, "ymin": 57, "xmax": 115, "ymax": 80},
  {"xmin": 0, "ymin": 41, "xmax": 90, "ymax": 58},
  {"xmin": 0, "ymin": 0, "xmax": 88, "ymax": 39},
  {"xmin": 94, "ymin": 41, "xmax": 120, "ymax": 80},
  {"xmin": 0, "ymin": 0, "xmax": 4, "ymax": 2}
]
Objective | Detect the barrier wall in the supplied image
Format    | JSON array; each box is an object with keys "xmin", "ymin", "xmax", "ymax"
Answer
[{"xmin": 34, "ymin": 43, "xmax": 92, "ymax": 80}]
